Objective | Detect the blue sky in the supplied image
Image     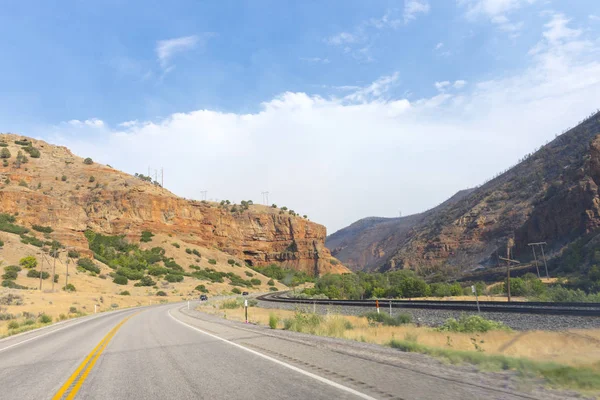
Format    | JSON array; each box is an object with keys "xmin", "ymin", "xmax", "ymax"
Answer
[{"xmin": 1, "ymin": 1, "xmax": 600, "ymax": 232}]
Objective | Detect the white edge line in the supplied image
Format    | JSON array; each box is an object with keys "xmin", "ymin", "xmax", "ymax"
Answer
[{"xmin": 168, "ymin": 308, "xmax": 377, "ymax": 400}]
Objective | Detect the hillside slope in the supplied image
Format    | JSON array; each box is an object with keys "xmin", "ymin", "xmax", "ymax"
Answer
[
  {"xmin": 0, "ymin": 134, "xmax": 348, "ymax": 277},
  {"xmin": 328, "ymin": 111, "xmax": 600, "ymax": 276}
]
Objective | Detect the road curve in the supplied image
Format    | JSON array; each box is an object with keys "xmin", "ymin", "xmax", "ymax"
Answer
[{"xmin": 0, "ymin": 302, "xmax": 577, "ymax": 399}]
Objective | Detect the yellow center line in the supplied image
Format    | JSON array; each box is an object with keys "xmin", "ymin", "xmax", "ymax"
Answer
[{"xmin": 52, "ymin": 313, "xmax": 137, "ymax": 400}]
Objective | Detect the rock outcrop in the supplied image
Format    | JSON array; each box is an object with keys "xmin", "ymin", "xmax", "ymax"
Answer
[{"xmin": 0, "ymin": 134, "xmax": 348, "ymax": 276}]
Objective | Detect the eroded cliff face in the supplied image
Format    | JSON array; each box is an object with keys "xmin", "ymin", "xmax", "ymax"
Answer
[
  {"xmin": 328, "ymin": 112, "xmax": 600, "ymax": 274},
  {"xmin": 0, "ymin": 134, "xmax": 348, "ymax": 276}
]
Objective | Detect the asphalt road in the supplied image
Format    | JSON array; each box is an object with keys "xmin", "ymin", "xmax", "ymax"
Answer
[{"xmin": 0, "ymin": 302, "xmax": 581, "ymax": 400}]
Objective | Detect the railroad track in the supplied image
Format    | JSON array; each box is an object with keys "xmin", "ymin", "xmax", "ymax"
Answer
[{"xmin": 256, "ymin": 293, "xmax": 600, "ymax": 316}]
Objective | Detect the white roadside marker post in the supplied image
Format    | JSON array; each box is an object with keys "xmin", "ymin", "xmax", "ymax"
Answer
[
  {"xmin": 472, "ymin": 285, "xmax": 481, "ymax": 313},
  {"xmin": 94, "ymin": 304, "xmax": 97, "ymax": 314},
  {"xmin": 244, "ymin": 299, "xmax": 248, "ymax": 323},
  {"xmin": 389, "ymin": 300, "xmax": 392, "ymax": 317}
]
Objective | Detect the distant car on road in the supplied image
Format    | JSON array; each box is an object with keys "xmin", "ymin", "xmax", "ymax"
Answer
[
  {"xmin": 199, "ymin": 294, "xmax": 208, "ymax": 301},
  {"xmin": 242, "ymin": 291, "xmax": 249, "ymax": 296}
]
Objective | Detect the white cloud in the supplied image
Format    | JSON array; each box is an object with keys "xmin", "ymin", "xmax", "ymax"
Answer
[
  {"xmin": 404, "ymin": 0, "xmax": 431, "ymax": 23},
  {"xmin": 435, "ymin": 42, "xmax": 444, "ymax": 50},
  {"xmin": 48, "ymin": 14, "xmax": 600, "ymax": 233},
  {"xmin": 300, "ymin": 57, "xmax": 330, "ymax": 64},
  {"xmin": 156, "ymin": 34, "xmax": 213, "ymax": 69},
  {"xmin": 325, "ymin": 32, "xmax": 358, "ymax": 46},
  {"xmin": 541, "ymin": 13, "xmax": 581, "ymax": 44},
  {"xmin": 368, "ymin": 12, "xmax": 403, "ymax": 29},
  {"xmin": 434, "ymin": 81, "xmax": 451, "ymax": 91},
  {"xmin": 67, "ymin": 118, "xmax": 105, "ymax": 128},
  {"xmin": 458, "ymin": 0, "xmax": 536, "ymax": 35},
  {"xmin": 453, "ymin": 80, "xmax": 467, "ymax": 88},
  {"xmin": 590, "ymin": 15, "xmax": 600, "ymax": 22}
]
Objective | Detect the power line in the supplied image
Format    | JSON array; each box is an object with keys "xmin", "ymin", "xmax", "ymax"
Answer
[{"xmin": 261, "ymin": 191, "xmax": 269, "ymax": 205}]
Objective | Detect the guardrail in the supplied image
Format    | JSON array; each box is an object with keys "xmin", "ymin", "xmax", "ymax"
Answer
[{"xmin": 256, "ymin": 293, "xmax": 600, "ymax": 316}]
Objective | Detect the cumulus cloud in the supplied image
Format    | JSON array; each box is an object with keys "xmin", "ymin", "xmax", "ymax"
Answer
[
  {"xmin": 67, "ymin": 118, "xmax": 105, "ymax": 128},
  {"xmin": 453, "ymin": 80, "xmax": 467, "ymax": 89},
  {"xmin": 434, "ymin": 81, "xmax": 451, "ymax": 91},
  {"xmin": 325, "ymin": 32, "xmax": 358, "ymax": 46},
  {"xmin": 48, "ymin": 14, "xmax": 600, "ymax": 233},
  {"xmin": 458, "ymin": 0, "xmax": 536, "ymax": 35}
]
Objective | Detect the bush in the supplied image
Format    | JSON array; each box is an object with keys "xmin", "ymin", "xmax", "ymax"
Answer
[
  {"xmin": 269, "ymin": 287, "xmax": 279, "ymax": 291},
  {"xmin": 67, "ymin": 250, "xmax": 80, "ymax": 258},
  {"xmin": 228, "ymin": 259, "xmax": 235, "ymax": 265},
  {"xmin": 171, "ymin": 242, "xmax": 180, "ymax": 248},
  {"xmin": 77, "ymin": 258, "xmax": 100, "ymax": 274},
  {"xmin": 89, "ymin": 176, "xmax": 95, "ymax": 183},
  {"xmin": 250, "ymin": 278, "xmax": 261, "ymax": 286},
  {"xmin": 364, "ymin": 311, "xmax": 412, "ymax": 326},
  {"xmin": 27, "ymin": 270, "xmax": 50, "ymax": 279},
  {"xmin": 283, "ymin": 311, "xmax": 322, "ymax": 333},
  {"xmin": 269, "ymin": 313, "xmax": 279, "ymax": 329},
  {"xmin": 19, "ymin": 256, "xmax": 38, "ymax": 269},
  {"xmin": 23, "ymin": 145, "xmax": 40, "ymax": 158},
  {"xmin": 61, "ymin": 175, "xmax": 67, "ymax": 182},
  {"xmin": 221, "ymin": 298, "xmax": 242, "ymax": 309},
  {"xmin": 195, "ymin": 284, "xmax": 208, "ymax": 293},
  {"xmin": 231, "ymin": 287, "xmax": 241, "ymax": 294},
  {"xmin": 156, "ymin": 291, "xmax": 167, "ymax": 296},
  {"xmin": 437, "ymin": 315, "xmax": 511, "ymax": 333},
  {"xmin": 148, "ymin": 266, "xmax": 169, "ymax": 276},
  {"xmin": 164, "ymin": 273, "xmax": 184, "ymax": 283},
  {"xmin": 116, "ymin": 267, "xmax": 144, "ymax": 280},
  {"xmin": 113, "ymin": 275, "xmax": 128, "ymax": 285},
  {"xmin": 63, "ymin": 283, "xmax": 76, "ymax": 292},
  {"xmin": 32, "ymin": 224, "xmax": 53, "ymax": 233},
  {"xmin": 4, "ymin": 265, "xmax": 21, "ymax": 273},
  {"xmin": 267, "ymin": 279, "xmax": 275, "ymax": 286},
  {"xmin": 185, "ymin": 248, "xmax": 192, "ymax": 254},
  {"xmin": 83, "ymin": 157, "xmax": 93, "ymax": 165},
  {"xmin": 245, "ymin": 271, "xmax": 253, "ymax": 277},
  {"xmin": 134, "ymin": 275, "xmax": 156, "ymax": 287},
  {"xmin": 69, "ymin": 306, "xmax": 78, "ymax": 313},
  {"xmin": 208, "ymin": 259, "xmax": 217, "ymax": 265},
  {"xmin": 39, "ymin": 314, "xmax": 52, "ymax": 324},
  {"xmin": 2, "ymin": 280, "xmax": 27, "ymax": 289},
  {"xmin": 54, "ymin": 274, "xmax": 59, "ymax": 283},
  {"xmin": 0, "ymin": 148, "xmax": 11, "ymax": 159},
  {"xmin": 2, "ymin": 270, "xmax": 17, "ymax": 280},
  {"xmin": 192, "ymin": 249, "xmax": 201, "ymax": 257},
  {"xmin": 140, "ymin": 230, "xmax": 154, "ymax": 243},
  {"xmin": 8, "ymin": 321, "xmax": 19, "ymax": 329},
  {"xmin": 0, "ymin": 240, "xmax": 3, "ymax": 247},
  {"xmin": 120, "ymin": 291, "xmax": 131, "ymax": 295}
]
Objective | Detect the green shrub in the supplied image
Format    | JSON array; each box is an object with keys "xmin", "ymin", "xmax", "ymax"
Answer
[
  {"xmin": 2, "ymin": 280, "xmax": 27, "ymax": 289},
  {"xmin": 20, "ymin": 235, "xmax": 44, "ymax": 247},
  {"xmin": 77, "ymin": 258, "xmax": 100, "ymax": 274},
  {"xmin": 165, "ymin": 273, "xmax": 184, "ymax": 283},
  {"xmin": 437, "ymin": 315, "xmax": 511, "ymax": 333},
  {"xmin": 140, "ymin": 230, "xmax": 154, "ymax": 243},
  {"xmin": 69, "ymin": 306, "xmax": 78, "ymax": 313},
  {"xmin": 2, "ymin": 271, "xmax": 17, "ymax": 280},
  {"xmin": 64, "ymin": 283, "xmax": 76, "ymax": 292},
  {"xmin": 245, "ymin": 271, "xmax": 253, "ymax": 277},
  {"xmin": 269, "ymin": 313, "xmax": 279, "ymax": 329},
  {"xmin": 24, "ymin": 319, "xmax": 35, "ymax": 326},
  {"xmin": 250, "ymin": 278, "xmax": 261, "ymax": 286},
  {"xmin": 19, "ymin": 256, "xmax": 38, "ymax": 269},
  {"xmin": 156, "ymin": 291, "xmax": 167, "ymax": 296},
  {"xmin": 120, "ymin": 290, "xmax": 131, "ymax": 295},
  {"xmin": 4, "ymin": 265, "xmax": 21, "ymax": 273},
  {"xmin": 26, "ymin": 270, "xmax": 50, "ymax": 279},
  {"xmin": 53, "ymin": 274, "xmax": 59, "ymax": 283},
  {"xmin": 83, "ymin": 157, "xmax": 93, "ymax": 165},
  {"xmin": 39, "ymin": 314, "xmax": 52, "ymax": 324},
  {"xmin": 267, "ymin": 279, "xmax": 275, "ymax": 286},
  {"xmin": 231, "ymin": 287, "xmax": 241, "ymax": 294},
  {"xmin": 195, "ymin": 284, "xmax": 208, "ymax": 293},
  {"xmin": 227, "ymin": 259, "xmax": 235, "ymax": 265},
  {"xmin": 269, "ymin": 287, "xmax": 279, "ymax": 291},
  {"xmin": 192, "ymin": 249, "xmax": 201, "ymax": 257},
  {"xmin": 113, "ymin": 275, "xmax": 128, "ymax": 285},
  {"xmin": 364, "ymin": 311, "xmax": 412, "ymax": 326},
  {"xmin": 32, "ymin": 225, "xmax": 53, "ymax": 233},
  {"xmin": 0, "ymin": 240, "xmax": 3, "ymax": 247},
  {"xmin": 8, "ymin": 321, "xmax": 20, "ymax": 329},
  {"xmin": 23, "ymin": 145, "xmax": 40, "ymax": 158},
  {"xmin": 185, "ymin": 248, "xmax": 192, "ymax": 254},
  {"xmin": 0, "ymin": 148, "xmax": 11, "ymax": 159},
  {"xmin": 208, "ymin": 259, "xmax": 217, "ymax": 265},
  {"xmin": 67, "ymin": 250, "xmax": 80, "ymax": 258},
  {"xmin": 171, "ymin": 242, "xmax": 180, "ymax": 248},
  {"xmin": 148, "ymin": 266, "xmax": 169, "ymax": 276},
  {"xmin": 283, "ymin": 311, "xmax": 322, "ymax": 333},
  {"xmin": 116, "ymin": 267, "xmax": 144, "ymax": 280},
  {"xmin": 134, "ymin": 275, "xmax": 156, "ymax": 287},
  {"xmin": 221, "ymin": 298, "xmax": 242, "ymax": 309},
  {"xmin": 61, "ymin": 175, "xmax": 67, "ymax": 182},
  {"xmin": 89, "ymin": 176, "xmax": 95, "ymax": 183},
  {"xmin": 0, "ymin": 213, "xmax": 29, "ymax": 235},
  {"xmin": 0, "ymin": 141, "xmax": 7, "ymax": 147}
]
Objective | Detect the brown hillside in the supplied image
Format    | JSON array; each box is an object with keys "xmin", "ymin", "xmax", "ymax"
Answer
[
  {"xmin": 0, "ymin": 133, "xmax": 348, "ymax": 276},
  {"xmin": 327, "ymin": 111, "xmax": 600, "ymax": 276}
]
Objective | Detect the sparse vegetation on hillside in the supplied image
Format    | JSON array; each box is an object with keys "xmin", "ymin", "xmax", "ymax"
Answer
[
  {"xmin": 32, "ymin": 224, "xmax": 53, "ymax": 234},
  {"xmin": 140, "ymin": 230, "xmax": 154, "ymax": 243},
  {"xmin": 19, "ymin": 256, "xmax": 37, "ymax": 269},
  {"xmin": 1, "ymin": 148, "xmax": 11, "ymax": 159},
  {"xmin": 83, "ymin": 157, "xmax": 93, "ymax": 165},
  {"xmin": 250, "ymin": 264, "xmax": 312, "ymax": 287},
  {"xmin": 0, "ymin": 213, "xmax": 29, "ymax": 235}
]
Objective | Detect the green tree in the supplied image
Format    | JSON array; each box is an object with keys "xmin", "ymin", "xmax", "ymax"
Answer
[
  {"xmin": 19, "ymin": 256, "xmax": 37, "ymax": 269},
  {"xmin": 83, "ymin": 157, "xmax": 93, "ymax": 165},
  {"xmin": 0, "ymin": 148, "xmax": 11, "ymax": 159}
]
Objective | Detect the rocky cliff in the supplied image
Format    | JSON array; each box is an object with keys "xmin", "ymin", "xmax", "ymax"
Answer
[
  {"xmin": 327, "ymin": 111, "xmax": 600, "ymax": 276},
  {"xmin": 0, "ymin": 134, "xmax": 348, "ymax": 276}
]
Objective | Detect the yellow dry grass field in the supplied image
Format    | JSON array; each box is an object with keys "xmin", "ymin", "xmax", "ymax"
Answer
[{"xmin": 198, "ymin": 301, "xmax": 600, "ymax": 371}]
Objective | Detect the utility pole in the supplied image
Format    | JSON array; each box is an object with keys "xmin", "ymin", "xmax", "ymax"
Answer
[
  {"xmin": 200, "ymin": 191, "xmax": 208, "ymax": 201},
  {"xmin": 528, "ymin": 242, "xmax": 549, "ymax": 278},
  {"xmin": 261, "ymin": 191, "xmax": 269, "ymax": 205},
  {"xmin": 161, "ymin": 168, "xmax": 164, "ymax": 187},
  {"xmin": 528, "ymin": 243, "xmax": 541, "ymax": 278},
  {"xmin": 51, "ymin": 247, "xmax": 57, "ymax": 291}
]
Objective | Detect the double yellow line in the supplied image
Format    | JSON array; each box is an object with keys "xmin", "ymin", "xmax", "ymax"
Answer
[{"xmin": 52, "ymin": 313, "xmax": 137, "ymax": 400}]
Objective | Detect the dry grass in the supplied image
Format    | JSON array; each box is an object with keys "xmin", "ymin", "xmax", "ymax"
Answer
[{"xmin": 197, "ymin": 301, "xmax": 600, "ymax": 372}]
